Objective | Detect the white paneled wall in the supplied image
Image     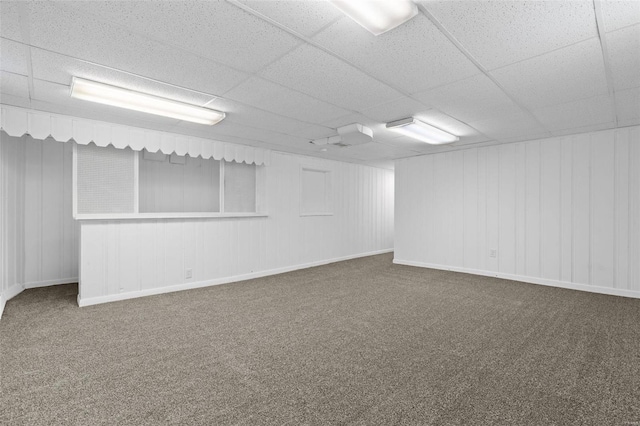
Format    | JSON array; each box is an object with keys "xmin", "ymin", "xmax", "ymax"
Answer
[
  {"xmin": 0, "ymin": 132, "xmax": 79, "ymax": 318},
  {"xmin": 79, "ymin": 152, "xmax": 394, "ymax": 306},
  {"xmin": 395, "ymin": 126, "xmax": 640, "ymax": 298}
]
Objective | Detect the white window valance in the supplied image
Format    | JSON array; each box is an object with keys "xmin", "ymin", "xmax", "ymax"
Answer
[{"xmin": 0, "ymin": 105, "xmax": 271, "ymax": 166}]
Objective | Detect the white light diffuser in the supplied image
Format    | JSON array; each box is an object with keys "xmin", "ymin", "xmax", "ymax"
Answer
[
  {"xmin": 386, "ymin": 118, "xmax": 459, "ymax": 145},
  {"xmin": 328, "ymin": 0, "xmax": 418, "ymax": 36},
  {"xmin": 70, "ymin": 77, "xmax": 225, "ymax": 125}
]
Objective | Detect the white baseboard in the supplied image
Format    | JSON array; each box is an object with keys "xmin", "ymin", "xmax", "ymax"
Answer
[
  {"xmin": 0, "ymin": 283, "xmax": 26, "ymax": 320},
  {"xmin": 393, "ymin": 258, "xmax": 640, "ymax": 299},
  {"xmin": 78, "ymin": 248, "xmax": 394, "ymax": 307},
  {"xmin": 24, "ymin": 277, "xmax": 78, "ymax": 289}
]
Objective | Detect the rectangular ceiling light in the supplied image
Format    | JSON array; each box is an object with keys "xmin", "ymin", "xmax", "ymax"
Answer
[
  {"xmin": 70, "ymin": 77, "xmax": 225, "ymax": 125},
  {"xmin": 386, "ymin": 118, "xmax": 459, "ymax": 145},
  {"xmin": 328, "ymin": 0, "xmax": 418, "ymax": 36}
]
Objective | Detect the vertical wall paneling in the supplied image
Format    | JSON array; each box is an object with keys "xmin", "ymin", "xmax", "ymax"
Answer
[
  {"xmin": 78, "ymin": 152, "xmax": 394, "ymax": 306},
  {"xmin": 394, "ymin": 126, "xmax": 640, "ymax": 298}
]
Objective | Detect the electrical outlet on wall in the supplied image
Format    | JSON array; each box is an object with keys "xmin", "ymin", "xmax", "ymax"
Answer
[
  {"xmin": 489, "ymin": 249, "xmax": 498, "ymax": 258},
  {"xmin": 185, "ymin": 268, "xmax": 193, "ymax": 279}
]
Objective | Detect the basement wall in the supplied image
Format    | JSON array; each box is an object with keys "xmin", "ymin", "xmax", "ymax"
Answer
[
  {"xmin": 394, "ymin": 126, "xmax": 640, "ymax": 298},
  {"xmin": 0, "ymin": 132, "xmax": 78, "ymax": 319},
  {"xmin": 78, "ymin": 151, "xmax": 394, "ymax": 306}
]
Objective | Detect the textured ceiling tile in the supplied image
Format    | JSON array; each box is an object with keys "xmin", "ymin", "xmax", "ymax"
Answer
[
  {"xmin": 60, "ymin": 0, "xmax": 301, "ymax": 73},
  {"xmin": 490, "ymin": 38, "xmax": 609, "ymax": 109},
  {"xmin": 532, "ymin": 94, "xmax": 615, "ymax": 131},
  {"xmin": 468, "ymin": 111, "xmax": 547, "ymax": 141},
  {"xmin": 0, "ymin": 38, "xmax": 29, "ymax": 75},
  {"xmin": 0, "ymin": 1, "xmax": 24, "ymax": 41},
  {"xmin": 209, "ymin": 99, "xmax": 313, "ymax": 135},
  {"xmin": 338, "ymin": 142, "xmax": 421, "ymax": 161},
  {"xmin": 312, "ymin": 14, "xmax": 479, "ymax": 94},
  {"xmin": 614, "ymin": 86, "xmax": 640, "ymax": 123},
  {"xmin": 259, "ymin": 44, "xmax": 402, "ymax": 112},
  {"xmin": 286, "ymin": 125, "xmax": 337, "ymax": 141},
  {"xmin": 550, "ymin": 122, "xmax": 616, "ymax": 137},
  {"xmin": 238, "ymin": 0, "xmax": 342, "ymax": 37},
  {"xmin": 419, "ymin": 0, "xmax": 597, "ymax": 70},
  {"xmin": 1, "ymin": 71, "xmax": 29, "ymax": 98},
  {"xmin": 224, "ymin": 77, "xmax": 350, "ymax": 124},
  {"xmin": 606, "ymin": 24, "xmax": 640, "ymax": 91},
  {"xmin": 359, "ymin": 96, "xmax": 429, "ymax": 122},
  {"xmin": 413, "ymin": 74, "xmax": 523, "ymax": 123},
  {"xmin": 599, "ymin": 0, "xmax": 640, "ymax": 32}
]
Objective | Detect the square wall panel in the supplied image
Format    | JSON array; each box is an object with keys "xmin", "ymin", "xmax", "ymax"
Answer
[
  {"xmin": 419, "ymin": 0, "xmax": 597, "ymax": 70},
  {"xmin": 490, "ymin": 38, "xmax": 609, "ymax": 109},
  {"xmin": 532, "ymin": 94, "xmax": 615, "ymax": 132},
  {"xmin": 224, "ymin": 77, "xmax": 350, "ymax": 124},
  {"xmin": 413, "ymin": 73, "xmax": 523, "ymax": 123},
  {"xmin": 606, "ymin": 24, "xmax": 640, "ymax": 91},
  {"xmin": 259, "ymin": 44, "xmax": 402, "ymax": 112},
  {"xmin": 58, "ymin": 1, "xmax": 301, "ymax": 73},
  {"xmin": 312, "ymin": 14, "xmax": 479, "ymax": 94},
  {"xmin": 238, "ymin": 0, "xmax": 342, "ymax": 37}
]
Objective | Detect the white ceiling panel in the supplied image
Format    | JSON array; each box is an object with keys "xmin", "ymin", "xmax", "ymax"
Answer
[
  {"xmin": 60, "ymin": 0, "xmax": 301, "ymax": 73},
  {"xmin": 599, "ymin": 0, "xmax": 640, "ymax": 33},
  {"xmin": 420, "ymin": 0, "xmax": 598, "ymax": 70},
  {"xmin": 532, "ymin": 94, "xmax": 615, "ymax": 132},
  {"xmin": 238, "ymin": 0, "xmax": 342, "ymax": 37},
  {"xmin": 0, "ymin": 93, "xmax": 31, "ymax": 109},
  {"xmin": 615, "ymin": 86, "xmax": 640, "ymax": 125},
  {"xmin": 490, "ymin": 38, "xmax": 609, "ymax": 109},
  {"xmin": 194, "ymin": 120, "xmax": 310, "ymax": 148},
  {"xmin": 312, "ymin": 14, "xmax": 479, "ymax": 94},
  {"xmin": 550, "ymin": 122, "xmax": 616, "ymax": 137},
  {"xmin": 0, "ymin": 1, "xmax": 24, "ymax": 42},
  {"xmin": 259, "ymin": 44, "xmax": 402, "ymax": 112},
  {"xmin": 606, "ymin": 24, "xmax": 640, "ymax": 91},
  {"xmin": 286, "ymin": 125, "xmax": 337, "ymax": 141},
  {"xmin": 0, "ymin": 38, "xmax": 29, "ymax": 76},
  {"xmin": 359, "ymin": 96, "xmax": 429, "ymax": 122},
  {"xmin": 468, "ymin": 111, "xmax": 548, "ymax": 142},
  {"xmin": 338, "ymin": 142, "xmax": 420, "ymax": 161},
  {"xmin": 413, "ymin": 73, "xmax": 523, "ymax": 123},
  {"xmin": 414, "ymin": 110, "xmax": 488, "ymax": 141},
  {"xmin": 223, "ymin": 77, "xmax": 350, "ymax": 124},
  {"xmin": 0, "ymin": 71, "xmax": 29, "ymax": 98}
]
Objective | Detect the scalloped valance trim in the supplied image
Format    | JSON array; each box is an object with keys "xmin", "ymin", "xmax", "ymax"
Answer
[{"xmin": 0, "ymin": 105, "xmax": 271, "ymax": 166}]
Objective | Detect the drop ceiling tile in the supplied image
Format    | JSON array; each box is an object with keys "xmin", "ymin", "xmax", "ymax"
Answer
[
  {"xmin": 359, "ymin": 96, "xmax": 428, "ymax": 122},
  {"xmin": 338, "ymin": 142, "xmax": 420, "ymax": 161},
  {"xmin": 490, "ymin": 38, "xmax": 609, "ymax": 109},
  {"xmin": 259, "ymin": 44, "xmax": 402, "ymax": 112},
  {"xmin": 414, "ymin": 110, "xmax": 488, "ymax": 140},
  {"xmin": 468, "ymin": 111, "xmax": 548, "ymax": 142},
  {"xmin": 27, "ymin": 9, "xmax": 247, "ymax": 97},
  {"xmin": 413, "ymin": 74, "xmax": 524, "ymax": 123},
  {"xmin": 1, "ymin": 71, "xmax": 29, "ymax": 98},
  {"xmin": 312, "ymin": 14, "xmax": 479, "ymax": 94},
  {"xmin": 419, "ymin": 0, "xmax": 597, "ymax": 70},
  {"xmin": 0, "ymin": 39, "xmax": 29, "ymax": 75},
  {"xmin": 286, "ymin": 125, "xmax": 337, "ymax": 141},
  {"xmin": 0, "ymin": 1, "xmax": 24, "ymax": 41},
  {"xmin": 0, "ymin": 93, "xmax": 31, "ymax": 109},
  {"xmin": 195, "ymin": 120, "xmax": 310, "ymax": 147},
  {"xmin": 60, "ymin": 1, "xmax": 301, "ymax": 73},
  {"xmin": 320, "ymin": 113, "xmax": 373, "ymax": 129},
  {"xmin": 224, "ymin": 77, "xmax": 350, "ymax": 124},
  {"xmin": 238, "ymin": 0, "xmax": 342, "ymax": 37},
  {"xmin": 599, "ymin": 0, "xmax": 640, "ymax": 33},
  {"xmin": 532, "ymin": 94, "xmax": 615, "ymax": 132},
  {"xmin": 550, "ymin": 122, "xmax": 616, "ymax": 137},
  {"xmin": 606, "ymin": 24, "xmax": 640, "ymax": 91},
  {"xmin": 615, "ymin": 86, "xmax": 640, "ymax": 123}
]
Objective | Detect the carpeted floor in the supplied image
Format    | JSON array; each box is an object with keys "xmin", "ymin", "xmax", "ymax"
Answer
[{"xmin": 1, "ymin": 253, "xmax": 639, "ymax": 425}]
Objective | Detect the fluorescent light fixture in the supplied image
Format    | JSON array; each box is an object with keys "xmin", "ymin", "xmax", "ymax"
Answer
[
  {"xmin": 70, "ymin": 77, "xmax": 225, "ymax": 125},
  {"xmin": 386, "ymin": 118, "xmax": 459, "ymax": 145},
  {"xmin": 328, "ymin": 0, "xmax": 418, "ymax": 36}
]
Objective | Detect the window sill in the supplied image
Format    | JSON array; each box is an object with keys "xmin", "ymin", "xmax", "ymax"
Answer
[{"xmin": 75, "ymin": 212, "xmax": 268, "ymax": 221}]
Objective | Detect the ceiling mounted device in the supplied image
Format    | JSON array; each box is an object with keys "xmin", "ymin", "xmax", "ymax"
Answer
[
  {"xmin": 328, "ymin": 0, "xmax": 418, "ymax": 36},
  {"xmin": 70, "ymin": 77, "xmax": 225, "ymax": 125},
  {"xmin": 386, "ymin": 118, "xmax": 459, "ymax": 145},
  {"xmin": 311, "ymin": 123, "xmax": 374, "ymax": 147}
]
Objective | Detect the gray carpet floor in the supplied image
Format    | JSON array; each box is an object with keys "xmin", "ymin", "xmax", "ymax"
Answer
[{"xmin": 1, "ymin": 253, "xmax": 639, "ymax": 425}]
